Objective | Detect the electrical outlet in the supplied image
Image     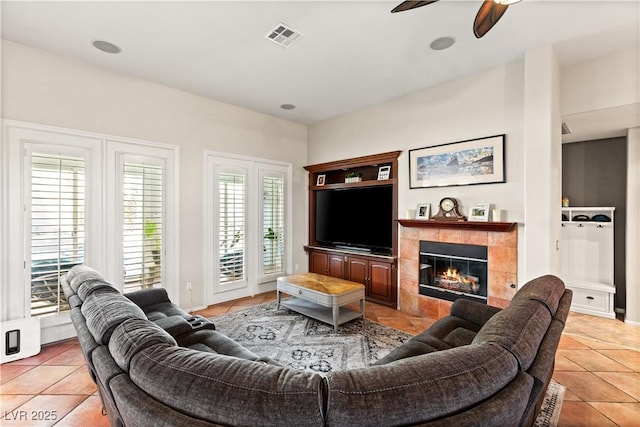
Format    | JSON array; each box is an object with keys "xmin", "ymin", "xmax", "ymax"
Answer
[{"xmin": 186, "ymin": 282, "xmax": 192, "ymax": 291}]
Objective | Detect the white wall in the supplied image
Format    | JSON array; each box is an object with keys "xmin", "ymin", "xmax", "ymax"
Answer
[
  {"xmin": 523, "ymin": 45, "xmax": 562, "ymax": 279},
  {"xmin": 1, "ymin": 40, "xmax": 309, "ymax": 310},
  {"xmin": 562, "ymin": 47, "xmax": 639, "ymax": 115},
  {"xmin": 309, "ymin": 60, "xmax": 529, "ymax": 282},
  {"xmin": 308, "ymin": 62, "xmax": 527, "ymax": 219}
]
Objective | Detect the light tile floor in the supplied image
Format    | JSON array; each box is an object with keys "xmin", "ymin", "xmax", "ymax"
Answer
[{"xmin": 1, "ymin": 291, "xmax": 638, "ymax": 426}]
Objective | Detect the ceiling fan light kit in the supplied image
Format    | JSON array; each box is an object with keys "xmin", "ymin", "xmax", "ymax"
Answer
[
  {"xmin": 493, "ymin": 0, "xmax": 522, "ymax": 5},
  {"xmin": 391, "ymin": 0, "xmax": 522, "ymax": 38}
]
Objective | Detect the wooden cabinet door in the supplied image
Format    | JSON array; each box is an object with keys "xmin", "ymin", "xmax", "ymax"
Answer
[
  {"xmin": 346, "ymin": 257, "xmax": 368, "ymax": 288},
  {"xmin": 327, "ymin": 253, "xmax": 346, "ymax": 278},
  {"xmin": 309, "ymin": 251, "xmax": 328, "ymax": 275},
  {"xmin": 368, "ymin": 260, "xmax": 394, "ymax": 303}
]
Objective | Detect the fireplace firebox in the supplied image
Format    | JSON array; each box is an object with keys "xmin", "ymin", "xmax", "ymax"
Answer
[{"xmin": 419, "ymin": 241, "xmax": 488, "ymax": 303}]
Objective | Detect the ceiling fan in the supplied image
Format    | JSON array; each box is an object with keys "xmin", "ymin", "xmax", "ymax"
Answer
[{"xmin": 391, "ymin": 0, "xmax": 522, "ymax": 39}]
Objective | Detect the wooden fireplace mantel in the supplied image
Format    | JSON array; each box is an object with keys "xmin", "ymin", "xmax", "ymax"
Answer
[{"xmin": 397, "ymin": 219, "xmax": 517, "ymax": 232}]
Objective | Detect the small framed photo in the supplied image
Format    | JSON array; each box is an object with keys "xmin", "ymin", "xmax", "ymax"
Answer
[
  {"xmin": 469, "ymin": 203, "xmax": 490, "ymax": 222},
  {"xmin": 416, "ymin": 203, "xmax": 431, "ymax": 219},
  {"xmin": 377, "ymin": 165, "xmax": 391, "ymax": 180},
  {"xmin": 316, "ymin": 174, "xmax": 326, "ymax": 186}
]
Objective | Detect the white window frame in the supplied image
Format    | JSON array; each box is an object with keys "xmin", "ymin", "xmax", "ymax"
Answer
[
  {"xmin": 258, "ymin": 166, "xmax": 288, "ymax": 283},
  {"xmin": 204, "ymin": 152, "xmax": 292, "ymax": 305},
  {"xmin": 2, "ymin": 122, "xmax": 103, "ymax": 343},
  {"xmin": 1, "ymin": 120, "xmax": 180, "ymax": 343},
  {"xmin": 105, "ymin": 140, "xmax": 179, "ymax": 303}
]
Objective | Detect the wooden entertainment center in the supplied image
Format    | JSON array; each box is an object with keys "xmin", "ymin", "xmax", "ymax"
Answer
[{"xmin": 304, "ymin": 151, "xmax": 400, "ymax": 307}]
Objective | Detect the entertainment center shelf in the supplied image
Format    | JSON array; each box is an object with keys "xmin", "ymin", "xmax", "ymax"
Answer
[
  {"xmin": 309, "ymin": 178, "xmax": 396, "ymax": 191},
  {"xmin": 304, "ymin": 151, "xmax": 401, "ymax": 307}
]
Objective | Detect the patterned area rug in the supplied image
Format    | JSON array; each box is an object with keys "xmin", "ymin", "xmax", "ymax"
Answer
[
  {"xmin": 212, "ymin": 301, "xmax": 411, "ymax": 372},
  {"xmin": 212, "ymin": 301, "xmax": 564, "ymax": 426}
]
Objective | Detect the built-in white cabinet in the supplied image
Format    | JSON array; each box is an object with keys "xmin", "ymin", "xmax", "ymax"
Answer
[{"xmin": 560, "ymin": 207, "xmax": 616, "ymax": 318}]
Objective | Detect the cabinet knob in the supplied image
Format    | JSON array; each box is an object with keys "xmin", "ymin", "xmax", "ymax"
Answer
[
  {"xmin": 586, "ymin": 296, "xmax": 594, "ymax": 300},
  {"xmin": 299, "ymin": 289, "xmax": 303, "ymax": 295}
]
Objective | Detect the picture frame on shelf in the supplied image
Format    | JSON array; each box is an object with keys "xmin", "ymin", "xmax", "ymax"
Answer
[
  {"xmin": 416, "ymin": 203, "xmax": 431, "ymax": 219},
  {"xmin": 408, "ymin": 134, "xmax": 505, "ymax": 188},
  {"xmin": 316, "ymin": 174, "xmax": 326, "ymax": 186},
  {"xmin": 377, "ymin": 165, "xmax": 391, "ymax": 180},
  {"xmin": 469, "ymin": 203, "xmax": 490, "ymax": 222}
]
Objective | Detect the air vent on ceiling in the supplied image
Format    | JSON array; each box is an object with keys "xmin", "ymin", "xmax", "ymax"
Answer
[
  {"xmin": 266, "ymin": 23, "xmax": 303, "ymax": 48},
  {"xmin": 561, "ymin": 122, "xmax": 571, "ymax": 135}
]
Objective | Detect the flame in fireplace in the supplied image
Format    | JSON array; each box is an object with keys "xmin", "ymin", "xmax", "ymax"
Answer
[{"xmin": 439, "ymin": 268, "xmax": 480, "ymax": 293}]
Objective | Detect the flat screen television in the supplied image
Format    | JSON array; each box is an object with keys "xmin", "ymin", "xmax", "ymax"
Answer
[{"xmin": 315, "ymin": 185, "xmax": 393, "ymax": 253}]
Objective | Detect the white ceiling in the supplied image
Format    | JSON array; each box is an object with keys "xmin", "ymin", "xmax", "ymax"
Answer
[{"xmin": 1, "ymin": 1, "xmax": 639, "ymax": 126}]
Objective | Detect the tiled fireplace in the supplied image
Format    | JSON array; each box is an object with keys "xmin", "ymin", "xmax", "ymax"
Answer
[{"xmin": 398, "ymin": 221, "xmax": 518, "ymax": 318}]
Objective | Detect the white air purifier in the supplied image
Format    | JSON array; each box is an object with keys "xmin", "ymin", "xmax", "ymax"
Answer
[{"xmin": 1, "ymin": 317, "xmax": 41, "ymax": 363}]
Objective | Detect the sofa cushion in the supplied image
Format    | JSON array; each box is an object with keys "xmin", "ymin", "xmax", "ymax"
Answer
[
  {"xmin": 60, "ymin": 275, "xmax": 75, "ymax": 300},
  {"xmin": 109, "ymin": 318, "xmax": 177, "ymax": 372},
  {"xmin": 66, "ymin": 265, "xmax": 105, "ymax": 293},
  {"xmin": 374, "ymin": 315, "xmax": 480, "ymax": 365},
  {"xmin": 109, "ymin": 374, "xmax": 224, "ymax": 427},
  {"xmin": 326, "ymin": 343, "xmax": 519, "ymax": 426},
  {"xmin": 82, "ymin": 292, "xmax": 147, "ymax": 344},
  {"xmin": 70, "ymin": 306, "xmax": 99, "ymax": 380},
  {"xmin": 128, "ymin": 345, "xmax": 326, "ymax": 426},
  {"xmin": 176, "ymin": 329, "xmax": 278, "ymax": 363},
  {"xmin": 449, "ymin": 298, "xmax": 502, "ymax": 327},
  {"xmin": 511, "ymin": 275, "xmax": 565, "ymax": 316},
  {"xmin": 77, "ymin": 279, "xmax": 119, "ymax": 302},
  {"xmin": 422, "ymin": 371, "xmax": 534, "ymax": 427},
  {"xmin": 472, "ymin": 298, "xmax": 552, "ymax": 371},
  {"xmin": 373, "ymin": 335, "xmax": 450, "ymax": 365},
  {"xmin": 419, "ymin": 316, "xmax": 483, "ymax": 345}
]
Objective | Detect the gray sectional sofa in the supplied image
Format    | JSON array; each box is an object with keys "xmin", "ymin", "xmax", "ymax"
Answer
[{"xmin": 61, "ymin": 265, "xmax": 571, "ymax": 427}]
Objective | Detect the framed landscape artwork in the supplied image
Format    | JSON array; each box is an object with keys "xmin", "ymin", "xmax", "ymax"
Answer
[{"xmin": 409, "ymin": 134, "xmax": 505, "ymax": 189}]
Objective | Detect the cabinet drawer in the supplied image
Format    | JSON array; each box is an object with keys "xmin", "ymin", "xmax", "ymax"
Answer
[
  {"xmin": 278, "ymin": 283, "xmax": 317, "ymax": 302},
  {"xmin": 570, "ymin": 287, "xmax": 611, "ymax": 313}
]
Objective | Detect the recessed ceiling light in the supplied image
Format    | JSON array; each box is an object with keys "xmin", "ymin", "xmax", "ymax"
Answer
[
  {"xmin": 280, "ymin": 104, "xmax": 296, "ymax": 110},
  {"xmin": 430, "ymin": 36, "xmax": 455, "ymax": 51},
  {"xmin": 92, "ymin": 40, "xmax": 121, "ymax": 54}
]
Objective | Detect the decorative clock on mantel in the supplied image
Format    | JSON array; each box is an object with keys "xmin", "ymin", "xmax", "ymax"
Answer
[{"xmin": 431, "ymin": 197, "xmax": 467, "ymax": 221}]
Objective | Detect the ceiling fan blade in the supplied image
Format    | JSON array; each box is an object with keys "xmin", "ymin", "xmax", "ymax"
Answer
[
  {"xmin": 473, "ymin": 0, "xmax": 509, "ymax": 38},
  {"xmin": 391, "ymin": 1, "xmax": 439, "ymax": 13}
]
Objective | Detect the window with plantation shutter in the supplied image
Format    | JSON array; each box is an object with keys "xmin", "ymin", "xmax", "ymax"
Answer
[
  {"xmin": 30, "ymin": 153, "xmax": 85, "ymax": 317},
  {"xmin": 218, "ymin": 172, "xmax": 245, "ymax": 285},
  {"xmin": 122, "ymin": 163, "xmax": 163, "ymax": 292},
  {"xmin": 5, "ymin": 121, "xmax": 179, "ymax": 344},
  {"xmin": 262, "ymin": 173, "xmax": 285, "ymax": 278},
  {"xmin": 204, "ymin": 153, "xmax": 291, "ymax": 304}
]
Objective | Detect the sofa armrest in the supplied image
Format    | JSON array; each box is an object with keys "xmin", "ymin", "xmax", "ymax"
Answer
[
  {"xmin": 125, "ymin": 287, "xmax": 171, "ymax": 310},
  {"xmin": 450, "ymin": 299, "xmax": 501, "ymax": 327},
  {"xmin": 154, "ymin": 316, "xmax": 195, "ymax": 337}
]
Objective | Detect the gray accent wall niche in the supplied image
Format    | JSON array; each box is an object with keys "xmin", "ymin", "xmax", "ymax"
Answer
[{"xmin": 562, "ymin": 137, "xmax": 627, "ymax": 311}]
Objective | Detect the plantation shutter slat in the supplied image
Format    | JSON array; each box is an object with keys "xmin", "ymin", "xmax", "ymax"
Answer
[
  {"xmin": 30, "ymin": 154, "xmax": 85, "ymax": 317},
  {"xmin": 122, "ymin": 163, "xmax": 163, "ymax": 292}
]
